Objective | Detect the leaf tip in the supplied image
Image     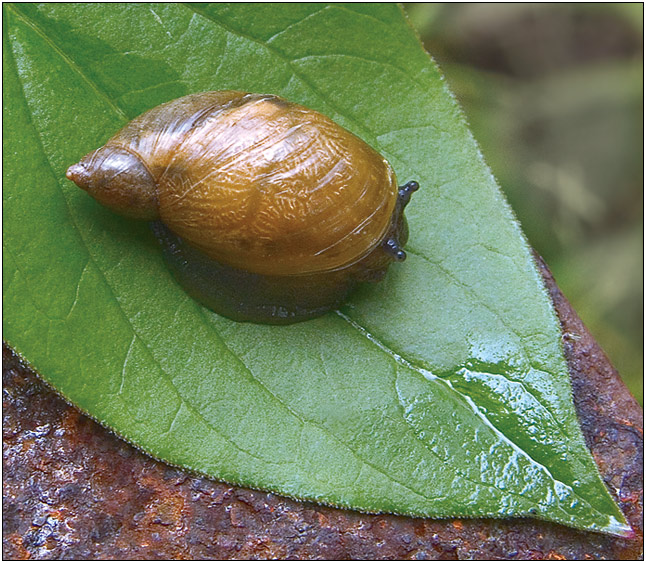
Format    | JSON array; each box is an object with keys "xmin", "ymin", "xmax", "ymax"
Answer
[{"xmin": 602, "ymin": 516, "xmax": 635, "ymax": 539}]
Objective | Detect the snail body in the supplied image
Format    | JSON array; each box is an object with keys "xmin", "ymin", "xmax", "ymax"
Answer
[{"xmin": 67, "ymin": 91, "xmax": 418, "ymax": 324}]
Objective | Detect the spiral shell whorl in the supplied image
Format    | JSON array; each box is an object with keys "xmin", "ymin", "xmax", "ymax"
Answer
[{"xmin": 66, "ymin": 145, "xmax": 158, "ymax": 220}]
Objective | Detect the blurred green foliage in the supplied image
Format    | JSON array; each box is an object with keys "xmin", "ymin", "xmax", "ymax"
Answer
[{"xmin": 405, "ymin": 3, "xmax": 643, "ymax": 403}]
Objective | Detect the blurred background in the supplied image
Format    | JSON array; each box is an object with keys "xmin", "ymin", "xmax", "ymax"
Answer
[{"xmin": 404, "ymin": 3, "xmax": 643, "ymax": 403}]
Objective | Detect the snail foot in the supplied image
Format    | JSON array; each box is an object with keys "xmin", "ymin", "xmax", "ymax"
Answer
[{"xmin": 151, "ymin": 221, "xmax": 358, "ymax": 324}]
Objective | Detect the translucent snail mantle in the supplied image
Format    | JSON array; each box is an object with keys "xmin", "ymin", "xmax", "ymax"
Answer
[{"xmin": 66, "ymin": 91, "xmax": 419, "ymax": 324}]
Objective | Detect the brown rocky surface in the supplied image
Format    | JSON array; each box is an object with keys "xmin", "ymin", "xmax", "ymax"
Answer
[{"xmin": 3, "ymin": 256, "xmax": 643, "ymax": 559}]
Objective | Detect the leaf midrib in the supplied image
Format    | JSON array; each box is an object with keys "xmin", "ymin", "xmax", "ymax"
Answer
[{"xmin": 333, "ymin": 311, "xmax": 604, "ymax": 519}]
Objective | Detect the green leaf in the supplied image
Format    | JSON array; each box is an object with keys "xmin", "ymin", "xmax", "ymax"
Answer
[{"xmin": 3, "ymin": 3, "xmax": 630, "ymax": 536}]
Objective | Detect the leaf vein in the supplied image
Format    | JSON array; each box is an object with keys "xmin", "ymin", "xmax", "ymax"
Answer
[
  {"xmin": 265, "ymin": 5, "xmax": 330, "ymax": 44},
  {"xmin": 8, "ymin": 5, "xmax": 129, "ymax": 121},
  {"xmin": 119, "ymin": 335, "xmax": 136, "ymax": 396}
]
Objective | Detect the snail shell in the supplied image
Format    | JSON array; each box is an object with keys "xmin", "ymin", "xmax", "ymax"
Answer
[{"xmin": 66, "ymin": 91, "xmax": 418, "ymax": 324}]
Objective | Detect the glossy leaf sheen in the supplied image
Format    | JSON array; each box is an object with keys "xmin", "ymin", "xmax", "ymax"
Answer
[{"xmin": 3, "ymin": 3, "xmax": 629, "ymax": 535}]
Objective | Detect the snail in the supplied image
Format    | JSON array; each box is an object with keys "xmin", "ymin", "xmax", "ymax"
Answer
[{"xmin": 66, "ymin": 91, "xmax": 418, "ymax": 324}]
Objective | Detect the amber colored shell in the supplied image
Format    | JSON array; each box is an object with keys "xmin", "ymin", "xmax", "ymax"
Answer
[
  {"xmin": 95, "ymin": 91, "xmax": 397, "ymax": 276},
  {"xmin": 66, "ymin": 91, "xmax": 418, "ymax": 324}
]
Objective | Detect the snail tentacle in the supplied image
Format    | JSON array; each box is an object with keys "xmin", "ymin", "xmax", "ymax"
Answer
[
  {"xmin": 398, "ymin": 181, "xmax": 420, "ymax": 207},
  {"xmin": 383, "ymin": 238, "xmax": 407, "ymax": 262}
]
